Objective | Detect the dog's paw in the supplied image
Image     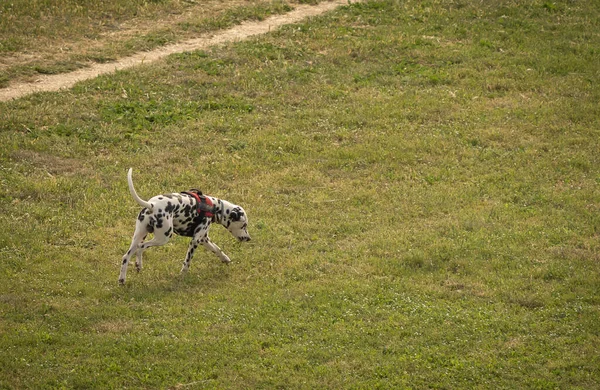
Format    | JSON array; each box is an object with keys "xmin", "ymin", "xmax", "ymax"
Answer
[
  {"xmin": 118, "ymin": 278, "xmax": 126, "ymax": 285},
  {"xmin": 135, "ymin": 263, "xmax": 142, "ymax": 272},
  {"xmin": 221, "ymin": 255, "xmax": 231, "ymax": 264}
]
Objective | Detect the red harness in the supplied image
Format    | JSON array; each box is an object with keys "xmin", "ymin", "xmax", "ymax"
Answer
[{"xmin": 182, "ymin": 191, "xmax": 216, "ymax": 219}]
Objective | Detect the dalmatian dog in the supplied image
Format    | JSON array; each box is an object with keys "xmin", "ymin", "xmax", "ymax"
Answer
[{"xmin": 119, "ymin": 168, "xmax": 250, "ymax": 285}]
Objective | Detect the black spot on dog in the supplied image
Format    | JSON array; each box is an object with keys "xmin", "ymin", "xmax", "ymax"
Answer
[
  {"xmin": 165, "ymin": 227, "xmax": 172, "ymax": 237},
  {"xmin": 146, "ymin": 216, "xmax": 157, "ymax": 233},
  {"xmin": 173, "ymin": 213, "xmax": 211, "ymax": 237},
  {"xmin": 165, "ymin": 202, "xmax": 175, "ymax": 213},
  {"xmin": 158, "ymin": 197, "xmax": 164, "ymax": 201}
]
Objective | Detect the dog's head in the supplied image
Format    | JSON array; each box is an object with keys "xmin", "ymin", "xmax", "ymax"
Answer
[{"xmin": 226, "ymin": 206, "xmax": 251, "ymax": 242}]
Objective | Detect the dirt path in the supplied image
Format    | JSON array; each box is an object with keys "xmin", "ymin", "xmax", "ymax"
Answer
[{"xmin": 0, "ymin": 0, "xmax": 350, "ymax": 102}]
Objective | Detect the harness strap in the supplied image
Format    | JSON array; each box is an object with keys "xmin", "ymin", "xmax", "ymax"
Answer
[{"xmin": 182, "ymin": 191, "xmax": 216, "ymax": 219}]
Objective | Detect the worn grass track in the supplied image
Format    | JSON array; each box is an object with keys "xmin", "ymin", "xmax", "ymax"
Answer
[
  {"xmin": 0, "ymin": 0, "xmax": 320, "ymax": 89},
  {"xmin": 0, "ymin": 0, "xmax": 351, "ymax": 101},
  {"xmin": 1, "ymin": 0, "xmax": 599, "ymax": 388}
]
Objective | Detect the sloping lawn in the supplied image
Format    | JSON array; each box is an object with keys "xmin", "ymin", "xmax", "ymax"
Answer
[{"xmin": 1, "ymin": 0, "xmax": 599, "ymax": 388}]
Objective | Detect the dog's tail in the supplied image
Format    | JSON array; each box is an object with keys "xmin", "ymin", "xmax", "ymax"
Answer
[{"xmin": 127, "ymin": 168, "xmax": 153, "ymax": 210}]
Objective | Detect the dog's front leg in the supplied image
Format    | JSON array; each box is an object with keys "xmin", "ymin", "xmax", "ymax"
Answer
[
  {"xmin": 202, "ymin": 238, "xmax": 231, "ymax": 264},
  {"xmin": 181, "ymin": 235, "xmax": 230, "ymax": 273},
  {"xmin": 181, "ymin": 222, "xmax": 210, "ymax": 273},
  {"xmin": 181, "ymin": 238, "xmax": 200, "ymax": 273}
]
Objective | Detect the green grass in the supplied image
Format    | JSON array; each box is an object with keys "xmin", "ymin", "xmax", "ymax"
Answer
[
  {"xmin": 0, "ymin": 0, "xmax": 296, "ymax": 87},
  {"xmin": 1, "ymin": 0, "xmax": 600, "ymax": 388}
]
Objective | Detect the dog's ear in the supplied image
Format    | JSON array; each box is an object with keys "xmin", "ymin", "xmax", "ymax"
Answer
[
  {"xmin": 230, "ymin": 208, "xmax": 241, "ymax": 222},
  {"xmin": 188, "ymin": 188, "xmax": 203, "ymax": 195}
]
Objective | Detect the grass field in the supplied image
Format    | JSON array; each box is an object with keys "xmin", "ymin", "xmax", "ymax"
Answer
[
  {"xmin": 1, "ymin": 0, "xmax": 600, "ymax": 388},
  {"xmin": 0, "ymin": 0, "xmax": 297, "ymax": 87}
]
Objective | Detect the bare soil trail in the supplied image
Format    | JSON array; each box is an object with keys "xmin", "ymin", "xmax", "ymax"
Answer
[{"xmin": 0, "ymin": 0, "xmax": 351, "ymax": 102}]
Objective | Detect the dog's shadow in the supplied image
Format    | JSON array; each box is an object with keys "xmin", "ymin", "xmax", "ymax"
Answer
[{"xmin": 112, "ymin": 262, "xmax": 233, "ymax": 302}]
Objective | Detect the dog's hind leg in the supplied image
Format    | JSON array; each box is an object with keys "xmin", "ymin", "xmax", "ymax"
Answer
[
  {"xmin": 135, "ymin": 234, "xmax": 148, "ymax": 272},
  {"xmin": 181, "ymin": 238, "xmax": 200, "ymax": 273},
  {"xmin": 119, "ymin": 215, "xmax": 173, "ymax": 284},
  {"xmin": 135, "ymin": 224, "xmax": 172, "ymax": 263},
  {"xmin": 119, "ymin": 227, "xmax": 147, "ymax": 285}
]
